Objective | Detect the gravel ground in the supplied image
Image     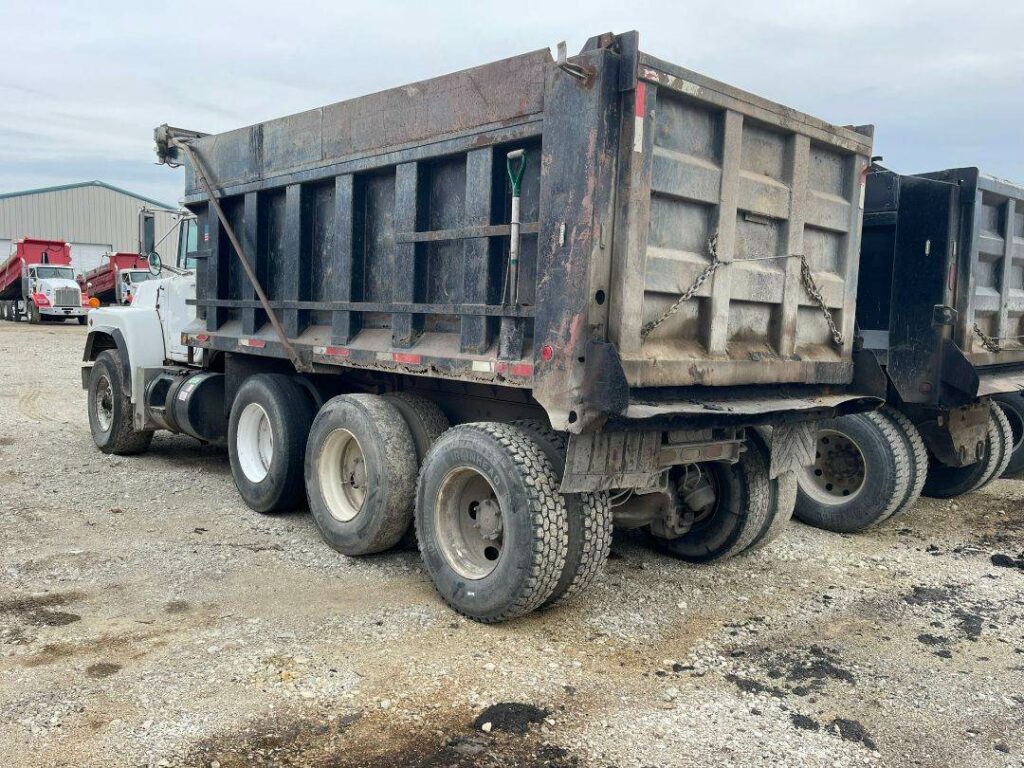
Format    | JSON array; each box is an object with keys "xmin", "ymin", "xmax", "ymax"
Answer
[{"xmin": 1, "ymin": 320, "xmax": 1023, "ymax": 768}]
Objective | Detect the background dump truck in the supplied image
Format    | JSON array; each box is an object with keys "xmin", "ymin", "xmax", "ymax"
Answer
[
  {"xmin": 79, "ymin": 252, "xmax": 153, "ymax": 306},
  {"xmin": 82, "ymin": 32, "xmax": 879, "ymax": 622},
  {"xmin": 796, "ymin": 166, "xmax": 1024, "ymax": 533},
  {"xmin": 0, "ymin": 238, "xmax": 88, "ymax": 324}
]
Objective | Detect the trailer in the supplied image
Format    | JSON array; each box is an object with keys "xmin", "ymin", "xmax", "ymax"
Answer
[
  {"xmin": 79, "ymin": 252, "xmax": 154, "ymax": 306},
  {"xmin": 795, "ymin": 166, "xmax": 1024, "ymax": 532},
  {"xmin": 0, "ymin": 238, "xmax": 89, "ymax": 324},
  {"xmin": 82, "ymin": 32, "xmax": 880, "ymax": 622}
]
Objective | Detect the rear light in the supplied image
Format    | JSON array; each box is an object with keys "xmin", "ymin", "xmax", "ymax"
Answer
[
  {"xmin": 31, "ymin": 293, "xmax": 50, "ymax": 308},
  {"xmin": 540, "ymin": 344, "xmax": 554, "ymax": 362}
]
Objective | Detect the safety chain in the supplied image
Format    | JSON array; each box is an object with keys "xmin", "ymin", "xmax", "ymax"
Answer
[
  {"xmin": 973, "ymin": 323, "xmax": 1002, "ymax": 353},
  {"xmin": 640, "ymin": 233, "xmax": 845, "ymax": 347},
  {"xmin": 641, "ymin": 234, "xmax": 722, "ymax": 338},
  {"xmin": 798, "ymin": 254, "xmax": 844, "ymax": 347}
]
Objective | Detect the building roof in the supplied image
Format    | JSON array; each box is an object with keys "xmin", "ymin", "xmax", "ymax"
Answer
[{"xmin": 0, "ymin": 180, "xmax": 177, "ymax": 211}]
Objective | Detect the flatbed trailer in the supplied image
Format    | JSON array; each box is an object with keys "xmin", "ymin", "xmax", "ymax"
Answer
[
  {"xmin": 83, "ymin": 32, "xmax": 880, "ymax": 622},
  {"xmin": 795, "ymin": 166, "xmax": 1024, "ymax": 532}
]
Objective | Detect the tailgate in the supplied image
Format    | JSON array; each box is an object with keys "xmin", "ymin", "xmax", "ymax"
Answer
[{"xmin": 608, "ymin": 53, "xmax": 872, "ymax": 389}]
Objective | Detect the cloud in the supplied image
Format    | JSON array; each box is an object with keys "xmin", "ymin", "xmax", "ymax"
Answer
[{"xmin": 2, "ymin": 0, "xmax": 1022, "ymax": 204}]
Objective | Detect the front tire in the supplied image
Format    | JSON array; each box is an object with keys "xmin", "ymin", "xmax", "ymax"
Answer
[
  {"xmin": 78, "ymin": 315, "xmax": 88, "ymax": 326},
  {"xmin": 28, "ymin": 304, "xmax": 40, "ymax": 324},
  {"xmin": 87, "ymin": 350, "xmax": 153, "ymax": 455},
  {"xmin": 794, "ymin": 410, "xmax": 911, "ymax": 533},
  {"xmin": 305, "ymin": 394, "xmax": 418, "ymax": 556},
  {"xmin": 415, "ymin": 423, "xmax": 569, "ymax": 623},
  {"xmin": 228, "ymin": 374, "xmax": 314, "ymax": 513}
]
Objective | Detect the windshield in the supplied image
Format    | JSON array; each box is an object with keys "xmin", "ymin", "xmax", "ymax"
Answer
[
  {"xmin": 178, "ymin": 218, "xmax": 199, "ymax": 270},
  {"xmin": 33, "ymin": 267, "xmax": 74, "ymax": 280},
  {"xmin": 126, "ymin": 270, "xmax": 155, "ymax": 284}
]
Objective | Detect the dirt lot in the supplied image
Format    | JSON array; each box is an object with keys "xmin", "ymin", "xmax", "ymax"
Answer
[{"xmin": 1, "ymin": 320, "xmax": 1023, "ymax": 768}]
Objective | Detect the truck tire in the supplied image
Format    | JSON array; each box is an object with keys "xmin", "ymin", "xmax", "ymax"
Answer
[
  {"xmin": 977, "ymin": 404, "xmax": 1014, "ymax": 489},
  {"xmin": 28, "ymin": 304, "xmax": 40, "ymax": 324},
  {"xmin": 228, "ymin": 374, "xmax": 314, "ymax": 513},
  {"xmin": 794, "ymin": 411, "xmax": 911, "ymax": 533},
  {"xmin": 651, "ymin": 431, "xmax": 781, "ymax": 562},
  {"xmin": 922, "ymin": 405, "xmax": 1008, "ymax": 499},
  {"xmin": 742, "ymin": 428, "xmax": 797, "ymax": 553},
  {"xmin": 87, "ymin": 350, "xmax": 154, "ymax": 455},
  {"xmin": 305, "ymin": 394, "xmax": 418, "ymax": 556},
  {"xmin": 511, "ymin": 420, "xmax": 612, "ymax": 608},
  {"xmin": 993, "ymin": 393, "xmax": 1024, "ymax": 478},
  {"xmin": 415, "ymin": 423, "xmax": 569, "ymax": 622},
  {"xmin": 877, "ymin": 406, "xmax": 928, "ymax": 523},
  {"xmin": 78, "ymin": 315, "xmax": 88, "ymax": 326},
  {"xmin": 382, "ymin": 391, "xmax": 451, "ymax": 549}
]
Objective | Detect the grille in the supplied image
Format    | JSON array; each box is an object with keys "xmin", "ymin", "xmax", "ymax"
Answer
[{"xmin": 55, "ymin": 288, "xmax": 79, "ymax": 307}]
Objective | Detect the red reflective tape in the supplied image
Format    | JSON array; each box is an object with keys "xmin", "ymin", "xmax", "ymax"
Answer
[
  {"xmin": 392, "ymin": 352, "xmax": 421, "ymax": 365},
  {"xmin": 634, "ymin": 82, "xmax": 646, "ymax": 117},
  {"xmin": 509, "ymin": 363, "xmax": 533, "ymax": 378},
  {"xmin": 239, "ymin": 338, "xmax": 266, "ymax": 349},
  {"xmin": 324, "ymin": 346, "xmax": 350, "ymax": 357},
  {"xmin": 195, "ymin": 333, "xmax": 209, "ymax": 343}
]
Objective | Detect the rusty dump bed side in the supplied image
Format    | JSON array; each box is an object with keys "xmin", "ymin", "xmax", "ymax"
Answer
[{"xmin": 176, "ymin": 32, "xmax": 874, "ymax": 432}]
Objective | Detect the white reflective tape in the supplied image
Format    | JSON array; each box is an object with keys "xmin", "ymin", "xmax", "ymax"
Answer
[
  {"xmin": 633, "ymin": 116, "xmax": 644, "ymax": 153},
  {"xmin": 471, "ymin": 360, "xmax": 493, "ymax": 373}
]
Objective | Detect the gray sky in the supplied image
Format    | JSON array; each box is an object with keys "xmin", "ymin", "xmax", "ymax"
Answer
[{"xmin": 3, "ymin": 0, "xmax": 1021, "ymax": 207}]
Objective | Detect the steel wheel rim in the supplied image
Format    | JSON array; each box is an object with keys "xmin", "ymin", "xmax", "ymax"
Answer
[
  {"xmin": 435, "ymin": 466, "xmax": 504, "ymax": 580},
  {"xmin": 801, "ymin": 429, "xmax": 867, "ymax": 505},
  {"xmin": 237, "ymin": 403, "xmax": 274, "ymax": 483},
  {"xmin": 318, "ymin": 428, "xmax": 367, "ymax": 522},
  {"xmin": 94, "ymin": 375, "xmax": 113, "ymax": 433}
]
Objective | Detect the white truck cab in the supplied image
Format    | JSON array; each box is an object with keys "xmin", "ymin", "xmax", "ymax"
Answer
[{"xmin": 27, "ymin": 264, "xmax": 88, "ymax": 323}]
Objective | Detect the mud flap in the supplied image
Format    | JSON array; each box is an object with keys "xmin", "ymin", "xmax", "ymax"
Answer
[{"xmin": 768, "ymin": 421, "xmax": 817, "ymax": 479}]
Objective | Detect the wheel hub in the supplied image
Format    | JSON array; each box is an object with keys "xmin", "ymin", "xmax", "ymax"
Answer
[
  {"xmin": 318, "ymin": 428, "xmax": 367, "ymax": 523},
  {"xmin": 94, "ymin": 375, "xmax": 113, "ymax": 433},
  {"xmin": 801, "ymin": 430, "xmax": 867, "ymax": 504},
  {"xmin": 435, "ymin": 467, "xmax": 504, "ymax": 580}
]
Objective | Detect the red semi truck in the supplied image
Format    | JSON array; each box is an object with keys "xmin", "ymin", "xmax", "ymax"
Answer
[
  {"xmin": 78, "ymin": 252, "xmax": 154, "ymax": 306},
  {"xmin": 0, "ymin": 238, "xmax": 89, "ymax": 324}
]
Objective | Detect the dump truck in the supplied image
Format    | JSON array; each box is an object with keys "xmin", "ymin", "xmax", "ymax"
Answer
[
  {"xmin": 82, "ymin": 32, "xmax": 881, "ymax": 622},
  {"xmin": 0, "ymin": 238, "xmax": 89, "ymax": 324},
  {"xmin": 795, "ymin": 166, "xmax": 1024, "ymax": 532},
  {"xmin": 79, "ymin": 252, "xmax": 154, "ymax": 306}
]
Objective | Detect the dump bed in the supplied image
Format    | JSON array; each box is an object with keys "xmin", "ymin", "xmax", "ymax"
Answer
[
  {"xmin": 169, "ymin": 32, "xmax": 873, "ymax": 431},
  {"xmin": 0, "ymin": 239, "xmax": 72, "ymax": 300},
  {"xmin": 861, "ymin": 167, "xmax": 1024, "ymax": 406},
  {"xmin": 919, "ymin": 168, "xmax": 1024, "ymax": 368},
  {"xmin": 80, "ymin": 252, "xmax": 149, "ymax": 301}
]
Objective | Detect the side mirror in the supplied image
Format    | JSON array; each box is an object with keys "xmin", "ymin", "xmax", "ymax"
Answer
[
  {"xmin": 147, "ymin": 251, "xmax": 162, "ymax": 276},
  {"xmin": 87, "ymin": 281, "xmax": 93, "ymax": 290}
]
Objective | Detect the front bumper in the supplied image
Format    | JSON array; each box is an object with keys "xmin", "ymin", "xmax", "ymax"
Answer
[{"xmin": 41, "ymin": 306, "xmax": 88, "ymax": 318}]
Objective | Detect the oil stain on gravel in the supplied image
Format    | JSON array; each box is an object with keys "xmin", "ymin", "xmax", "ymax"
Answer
[
  {"xmin": 0, "ymin": 590, "xmax": 84, "ymax": 628},
  {"xmin": 184, "ymin": 704, "xmax": 576, "ymax": 768}
]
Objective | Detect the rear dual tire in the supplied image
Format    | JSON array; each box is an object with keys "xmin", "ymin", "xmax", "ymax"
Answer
[
  {"xmin": 993, "ymin": 393, "xmax": 1024, "ymax": 478},
  {"xmin": 652, "ymin": 430, "xmax": 796, "ymax": 562},
  {"xmin": 922, "ymin": 404, "xmax": 1012, "ymax": 499},
  {"xmin": 794, "ymin": 409, "xmax": 916, "ymax": 533},
  {"xmin": 227, "ymin": 374, "xmax": 314, "ymax": 513},
  {"xmin": 415, "ymin": 423, "xmax": 569, "ymax": 623}
]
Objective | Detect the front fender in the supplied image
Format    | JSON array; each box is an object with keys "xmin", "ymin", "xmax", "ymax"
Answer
[{"xmin": 82, "ymin": 307, "xmax": 166, "ymax": 396}]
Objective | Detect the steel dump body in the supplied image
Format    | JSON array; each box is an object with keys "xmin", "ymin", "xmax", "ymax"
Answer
[
  {"xmin": 173, "ymin": 32, "xmax": 873, "ymax": 432},
  {"xmin": 860, "ymin": 167, "xmax": 1024, "ymax": 407},
  {"xmin": 0, "ymin": 239, "xmax": 73, "ymax": 300},
  {"xmin": 81, "ymin": 253, "xmax": 149, "ymax": 302}
]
